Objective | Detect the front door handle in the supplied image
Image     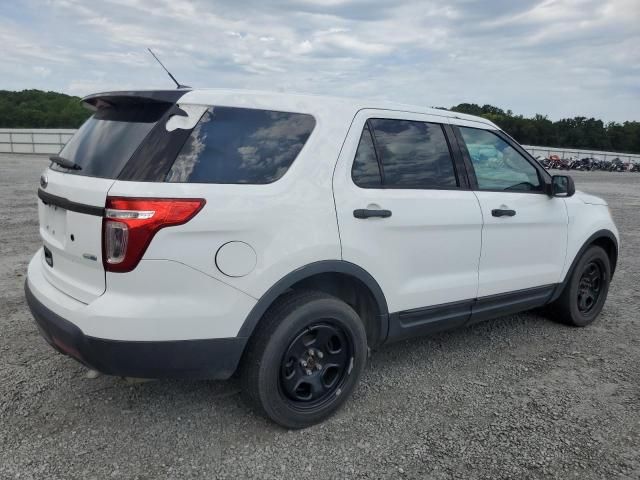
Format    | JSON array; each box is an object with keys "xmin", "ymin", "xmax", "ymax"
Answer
[
  {"xmin": 353, "ymin": 208, "xmax": 392, "ymax": 219},
  {"xmin": 491, "ymin": 208, "xmax": 516, "ymax": 217}
]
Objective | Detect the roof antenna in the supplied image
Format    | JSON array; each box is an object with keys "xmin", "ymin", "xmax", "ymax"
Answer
[{"xmin": 147, "ymin": 48, "xmax": 190, "ymax": 89}]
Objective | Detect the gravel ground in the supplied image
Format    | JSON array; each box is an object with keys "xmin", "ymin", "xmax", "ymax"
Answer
[{"xmin": 1, "ymin": 153, "xmax": 638, "ymax": 479}]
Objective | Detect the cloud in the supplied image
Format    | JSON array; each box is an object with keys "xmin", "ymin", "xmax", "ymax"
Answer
[
  {"xmin": 0, "ymin": 0, "xmax": 637, "ymax": 121},
  {"xmin": 32, "ymin": 66, "xmax": 51, "ymax": 77}
]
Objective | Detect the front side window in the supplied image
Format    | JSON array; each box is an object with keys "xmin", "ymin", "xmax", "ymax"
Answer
[
  {"xmin": 166, "ymin": 107, "xmax": 315, "ymax": 184},
  {"xmin": 459, "ymin": 127, "xmax": 541, "ymax": 192},
  {"xmin": 351, "ymin": 118, "xmax": 458, "ymax": 189}
]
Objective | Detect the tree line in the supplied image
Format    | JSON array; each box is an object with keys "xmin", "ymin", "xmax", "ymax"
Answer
[
  {"xmin": 0, "ymin": 90, "xmax": 638, "ymax": 154},
  {"xmin": 449, "ymin": 103, "xmax": 640, "ymax": 154},
  {"xmin": 0, "ymin": 90, "xmax": 89, "ymax": 129}
]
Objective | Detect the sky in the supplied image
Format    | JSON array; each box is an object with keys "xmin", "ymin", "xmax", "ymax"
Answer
[{"xmin": 1, "ymin": 0, "xmax": 638, "ymax": 122}]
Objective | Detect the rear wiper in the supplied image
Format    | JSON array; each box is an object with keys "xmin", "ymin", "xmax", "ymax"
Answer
[{"xmin": 49, "ymin": 155, "xmax": 82, "ymax": 171}]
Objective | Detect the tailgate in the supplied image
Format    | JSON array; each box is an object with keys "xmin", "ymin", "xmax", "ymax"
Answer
[
  {"xmin": 35, "ymin": 90, "xmax": 186, "ymax": 303},
  {"xmin": 38, "ymin": 169, "xmax": 113, "ymax": 303}
]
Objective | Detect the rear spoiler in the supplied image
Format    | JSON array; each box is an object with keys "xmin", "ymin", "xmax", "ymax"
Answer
[{"xmin": 81, "ymin": 89, "xmax": 190, "ymax": 110}]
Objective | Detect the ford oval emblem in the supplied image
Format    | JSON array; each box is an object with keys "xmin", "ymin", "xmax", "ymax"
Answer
[{"xmin": 40, "ymin": 174, "xmax": 48, "ymax": 189}]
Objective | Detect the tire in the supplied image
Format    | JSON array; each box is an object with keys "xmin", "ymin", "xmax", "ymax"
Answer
[
  {"xmin": 549, "ymin": 245, "xmax": 611, "ymax": 327},
  {"xmin": 240, "ymin": 290, "xmax": 368, "ymax": 429}
]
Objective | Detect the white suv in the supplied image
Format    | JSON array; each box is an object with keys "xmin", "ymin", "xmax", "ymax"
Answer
[{"xmin": 26, "ymin": 89, "xmax": 619, "ymax": 428}]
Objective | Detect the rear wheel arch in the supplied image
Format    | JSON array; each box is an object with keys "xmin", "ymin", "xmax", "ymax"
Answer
[{"xmin": 238, "ymin": 261, "xmax": 389, "ymax": 347}]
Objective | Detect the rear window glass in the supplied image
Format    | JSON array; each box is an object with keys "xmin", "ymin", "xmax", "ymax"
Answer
[
  {"xmin": 165, "ymin": 107, "xmax": 315, "ymax": 184},
  {"xmin": 352, "ymin": 119, "xmax": 458, "ymax": 189},
  {"xmin": 52, "ymin": 102, "xmax": 168, "ymax": 179},
  {"xmin": 352, "ymin": 124, "xmax": 382, "ymax": 187}
]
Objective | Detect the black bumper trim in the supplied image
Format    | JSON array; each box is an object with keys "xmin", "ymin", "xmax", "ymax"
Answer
[
  {"xmin": 38, "ymin": 188, "xmax": 105, "ymax": 217},
  {"xmin": 25, "ymin": 281, "xmax": 247, "ymax": 379}
]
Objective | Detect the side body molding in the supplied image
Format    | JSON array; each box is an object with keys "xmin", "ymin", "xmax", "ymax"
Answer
[
  {"xmin": 237, "ymin": 260, "xmax": 389, "ymax": 339},
  {"xmin": 237, "ymin": 231, "xmax": 617, "ymax": 344}
]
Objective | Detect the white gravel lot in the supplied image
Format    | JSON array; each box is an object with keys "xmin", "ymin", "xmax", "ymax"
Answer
[{"xmin": 1, "ymin": 154, "xmax": 638, "ymax": 479}]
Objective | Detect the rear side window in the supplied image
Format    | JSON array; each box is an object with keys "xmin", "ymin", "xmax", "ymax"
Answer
[
  {"xmin": 166, "ymin": 107, "xmax": 316, "ymax": 184},
  {"xmin": 351, "ymin": 118, "xmax": 458, "ymax": 189},
  {"xmin": 352, "ymin": 124, "xmax": 382, "ymax": 188},
  {"xmin": 53, "ymin": 102, "xmax": 169, "ymax": 179}
]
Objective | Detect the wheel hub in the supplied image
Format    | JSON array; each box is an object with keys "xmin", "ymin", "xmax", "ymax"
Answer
[
  {"xmin": 280, "ymin": 323, "xmax": 352, "ymax": 406},
  {"xmin": 300, "ymin": 348, "xmax": 324, "ymax": 375},
  {"xmin": 577, "ymin": 260, "xmax": 604, "ymax": 314}
]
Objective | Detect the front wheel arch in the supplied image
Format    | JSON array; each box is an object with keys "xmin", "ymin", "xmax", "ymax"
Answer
[{"xmin": 551, "ymin": 229, "xmax": 618, "ymax": 303}]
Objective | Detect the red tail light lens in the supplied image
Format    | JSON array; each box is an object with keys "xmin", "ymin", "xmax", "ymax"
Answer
[{"xmin": 103, "ymin": 197, "xmax": 205, "ymax": 273}]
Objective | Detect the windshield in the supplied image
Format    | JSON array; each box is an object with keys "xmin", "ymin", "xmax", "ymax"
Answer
[{"xmin": 52, "ymin": 102, "xmax": 169, "ymax": 179}]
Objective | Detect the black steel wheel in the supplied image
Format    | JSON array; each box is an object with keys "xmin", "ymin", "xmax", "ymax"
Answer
[
  {"xmin": 549, "ymin": 245, "xmax": 611, "ymax": 327},
  {"xmin": 577, "ymin": 260, "xmax": 605, "ymax": 314},
  {"xmin": 241, "ymin": 290, "xmax": 367, "ymax": 429},
  {"xmin": 279, "ymin": 322, "xmax": 353, "ymax": 408}
]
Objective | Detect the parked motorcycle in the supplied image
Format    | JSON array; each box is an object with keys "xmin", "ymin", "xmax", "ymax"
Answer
[
  {"xmin": 571, "ymin": 158, "xmax": 595, "ymax": 171},
  {"xmin": 539, "ymin": 157, "xmax": 552, "ymax": 169},
  {"xmin": 531, "ymin": 154, "xmax": 638, "ymax": 173},
  {"xmin": 598, "ymin": 160, "xmax": 612, "ymax": 171},
  {"xmin": 609, "ymin": 158, "xmax": 625, "ymax": 172}
]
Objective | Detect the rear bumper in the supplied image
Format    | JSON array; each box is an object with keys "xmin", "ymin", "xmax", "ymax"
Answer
[{"xmin": 25, "ymin": 281, "xmax": 247, "ymax": 379}]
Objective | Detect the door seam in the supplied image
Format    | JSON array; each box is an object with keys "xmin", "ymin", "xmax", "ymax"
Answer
[{"xmin": 472, "ymin": 190, "xmax": 485, "ymax": 300}]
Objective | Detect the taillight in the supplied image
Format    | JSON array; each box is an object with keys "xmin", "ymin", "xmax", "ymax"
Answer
[{"xmin": 103, "ymin": 197, "xmax": 205, "ymax": 273}]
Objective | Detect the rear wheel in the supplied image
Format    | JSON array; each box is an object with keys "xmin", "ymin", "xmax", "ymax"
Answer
[
  {"xmin": 241, "ymin": 290, "xmax": 367, "ymax": 428},
  {"xmin": 549, "ymin": 245, "xmax": 611, "ymax": 327}
]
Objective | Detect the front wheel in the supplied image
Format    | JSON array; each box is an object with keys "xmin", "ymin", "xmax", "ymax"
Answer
[
  {"xmin": 549, "ymin": 245, "xmax": 611, "ymax": 327},
  {"xmin": 241, "ymin": 290, "xmax": 368, "ymax": 428}
]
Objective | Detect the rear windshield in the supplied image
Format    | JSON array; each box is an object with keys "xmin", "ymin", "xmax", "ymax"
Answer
[
  {"xmin": 52, "ymin": 102, "xmax": 169, "ymax": 179},
  {"xmin": 165, "ymin": 107, "xmax": 316, "ymax": 184}
]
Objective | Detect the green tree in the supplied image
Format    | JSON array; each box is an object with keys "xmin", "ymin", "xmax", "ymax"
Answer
[
  {"xmin": 450, "ymin": 103, "xmax": 640, "ymax": 154},
  {"xmin": 0, "ymin": 89, "xmax": 90, "ymax": 128}
]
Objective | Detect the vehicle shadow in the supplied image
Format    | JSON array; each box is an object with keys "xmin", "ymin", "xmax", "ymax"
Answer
[{"xmin": 75, "ymin": 308, "xmax": 571, "ymax": 428}]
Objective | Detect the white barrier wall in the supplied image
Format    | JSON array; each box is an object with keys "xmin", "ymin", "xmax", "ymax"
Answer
[
  {"xmin": 0, "ymin": 129, "xmax": 76, "ymax": 154},
  {"xmin": 1, "ymin": 129, "xmax": 638, "ymax": 163}
]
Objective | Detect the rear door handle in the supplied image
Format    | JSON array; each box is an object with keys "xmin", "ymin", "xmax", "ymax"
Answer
[
  {"xmin": 491, "ymin": 209, "xmax": 516, "ymax": 217},
  {"xmin": 353, "ymin": 209, "xmax": 392, "ymax": 219}
]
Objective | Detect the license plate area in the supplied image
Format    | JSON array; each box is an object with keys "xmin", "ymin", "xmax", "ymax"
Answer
[{"xmin": 42, "ymin": 204, "xmax": 67, "ymax": 245}]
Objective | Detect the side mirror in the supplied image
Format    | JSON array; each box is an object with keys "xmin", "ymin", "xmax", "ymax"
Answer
[{"xmin": 551, "ymin": 175, "xmax": 575, "ymax": 197}]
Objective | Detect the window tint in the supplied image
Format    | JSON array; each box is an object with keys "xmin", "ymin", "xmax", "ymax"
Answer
[
  {"xmin": 459, "ymin": 127, "xmax": 541, "ymax": 192},
  {"xmin": 352, "ymin": 125, "xmax": 382, "ymax": 187},
  {"xmin": 53, "ymin": 102, "xmax": 168, "ymax": 179},
  {"xmin": 166, "ymin": 107, "xmax": 315, "ymax": 184},
  {"xmin": 365, "ymin": 119, "xmax": 457, "ymax": 189}
]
